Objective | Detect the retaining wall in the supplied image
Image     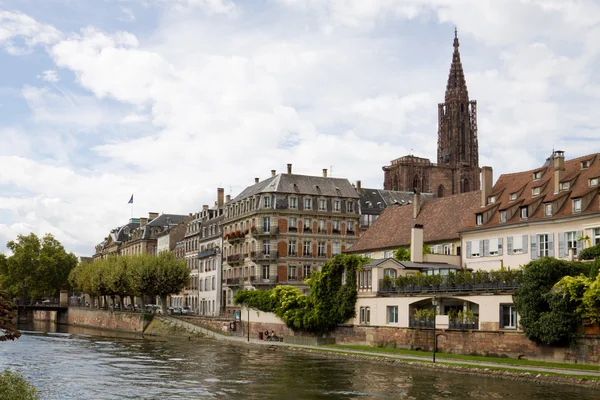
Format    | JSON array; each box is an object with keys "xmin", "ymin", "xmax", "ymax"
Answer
[{"xmin": 67, "ymin": 308, "xmax": 148, "ymax": 333}]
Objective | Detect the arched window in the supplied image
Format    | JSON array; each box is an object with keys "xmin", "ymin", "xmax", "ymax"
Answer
[
  {"xmin": 412, "ymin": 174, "xmax": 420, "ymax": 192},
  {"xmin": 437, "ymin": 185, "xmax": 445, "ymax": 198},
  {"xmin": 384, "ymin": 269, "xmax": 397, "ymax": 279}
]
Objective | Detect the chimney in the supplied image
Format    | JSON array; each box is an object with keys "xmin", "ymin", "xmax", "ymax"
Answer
[
  {"xmin": 140, "ymin": 217, "xmax": 148, "ymax": 227},
  {"xmin": 322, "ymin": 169, "xmax": 328, "ymax": 177},
  {"xmin": 255, "ymin": 177, "xmax": 260, "ymax": 184},
  {"xmin": 271, "ymin": 169, "xmax": 276, "ymax": 177},
  {"xmin": 217, "ymin": 187, "xmax": 224, "ymax": 209},
  {"xmin": 481, "ymin": 166, "xmax": 493, "ymax": 207},
  {"xmin": 287, "ymin": 163, "xmax": 292, "ymax": 174},
  {"xmin": 412, "ymin": 192, "xmax": 421, "ymax": 219},
  {"xmin": 410, "ymin": 224, "xmax": 424, "ymax": 263},
  {"xmin": 226, "ymin": 194, "xmax": 231, "ymax": 203},
  {"xmin": 356, "ymin": 180, "xmax": 362, "ymax": 190},
  {"xmin": 553, "ymin": 150, "xmax": 565, "ymax": 194},
  {"xmin": 148, "ymin": 212, "xmax": 159, "ymax": 220},
  {"xmin": 202, "ymin": 204, "xmax": 209, "ymax": 211}
]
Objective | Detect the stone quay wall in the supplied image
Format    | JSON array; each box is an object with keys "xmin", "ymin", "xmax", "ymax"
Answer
[{"xmin": 67, "ymin": 308, "xmax": 148, "ymax": 333}]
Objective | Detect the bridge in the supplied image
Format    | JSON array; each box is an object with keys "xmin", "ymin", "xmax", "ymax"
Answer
[{"xmin": 17, "ymin": 304, "xmax": 69, "ymax": 324}]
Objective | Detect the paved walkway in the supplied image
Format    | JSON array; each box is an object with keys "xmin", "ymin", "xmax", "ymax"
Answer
[{"xmin": 166, "ymin": 316, "xmax": 600, "ymax": 378}]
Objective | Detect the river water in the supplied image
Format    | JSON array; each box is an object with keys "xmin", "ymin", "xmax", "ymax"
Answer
[{"xmin": 0, "ymin": 321, "xmax": 597, "ymax": 400}]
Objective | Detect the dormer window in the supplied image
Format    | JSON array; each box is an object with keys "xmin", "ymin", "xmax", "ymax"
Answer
[
  {"xmin": 509, "ymin": 193, "xmax": 518, "ymax": 201},
  {"xmin": 499, "ymin": 211, "xmax": 507, "ymax": 223},
  {"xmin": 560, "ymin": 182, "xmax": 570, "ymax": 191},
  {"xmin": 488, "ymin": 196, "xmax": 496, "ymax": 204},
  {"xmin": 264, "ymin": 196, "xmax": 271, "ymax": 208},
  {"xmin": 476, "ymin": 214, "xmax": 483, "ymax": 226},
  {"xmin": 533, "ymin": 171, "xmax": 542, "ymax": 180},
  {"xmin": 590, "ymin": 178, "xmax": 599, "ymax": 187},
  {"xmin": 520, "ymin": 207, "xmax": 528, "ymax": 219},
  {"xmin": 532, "ymin": 187, "xmax": 540, "ymax": 196},
  {"xmin": 573, "ymin": 198, "xmax": 582, "ymax": 213},
  {"xmin": 582, "ymin": 160, "xmax": 591, "ymax": 169},
  {"xmin": 289, "ymin": 197, "xmax": 297, "ymax": 209},
  {"xmin": 544, "ymin": 203, "xmax": 552, "ymax": 217}
]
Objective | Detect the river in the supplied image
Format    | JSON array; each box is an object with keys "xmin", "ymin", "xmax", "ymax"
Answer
[{"xmin": 0, "ymin": 321, "xmax": 597, "ymax": 399}]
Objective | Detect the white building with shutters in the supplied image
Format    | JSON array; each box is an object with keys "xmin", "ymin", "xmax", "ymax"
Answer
[{"xmin": 460, "ymin": 150, "xmax": 600, "ymax": 271}]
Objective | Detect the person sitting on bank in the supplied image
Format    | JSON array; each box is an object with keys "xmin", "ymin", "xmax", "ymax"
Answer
[
  {"xmin": 270, "ymin": 330, "xmax": 278, "ymax": 341},
  {"xmin": 264, "ymin": 330, "xmax": 270, "ymax": 341}
]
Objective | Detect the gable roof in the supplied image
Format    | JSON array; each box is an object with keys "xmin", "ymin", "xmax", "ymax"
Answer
[
  {"xmin": 232, "ymin": 173, "xmax": 359, "ymax": 203},
  {"xmin": 347, "ymin": 191, "xmax": 480, "ymax": 253},
  {"xmin": 461, "ymin": 152, "xmax": 600, "ymax": 231},
  {"xmin": 358, "ymin": 188, "xmax": 434, "ymax": 214}
]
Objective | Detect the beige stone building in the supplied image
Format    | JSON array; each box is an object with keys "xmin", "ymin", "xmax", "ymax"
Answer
[{"xmin": 221, "ymin": 164, "xmax": 360, "ymax": 313}]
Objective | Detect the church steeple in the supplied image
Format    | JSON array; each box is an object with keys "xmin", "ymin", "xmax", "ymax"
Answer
[{"xmin": 445, "ymin": 28, "xmax": 469, "ymax": 102}]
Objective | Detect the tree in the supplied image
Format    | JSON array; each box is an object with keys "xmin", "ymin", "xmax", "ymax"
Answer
[
  {"xmin": 514, "ymin": 257, "xmax": 589, "ymax": 346},
  {"xmin": 0, "ymin": 291, "xmax": 20, "ymax": 342},
  {"xmin": 1, "ymin": 233, "xmax": 77, "ymax": 301},
  {"xmin": 393, "ymin": 244, "xmax": 431, "ymax": 262},
  {"xmin": 153, "ymin": 252, "xmax": 189, "ymax": 309},
  {"xmin": 235, "ymin": 254, "xmax": 365, "ymax": 334},
  {"xmin": 0, "ymin": 370, "xmax": 39, "ymax": 400}
]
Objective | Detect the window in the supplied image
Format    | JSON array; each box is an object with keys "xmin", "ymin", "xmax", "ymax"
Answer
[
  {"xmin": 384, "ymin": 269, "xmax": 396, "ymax": 279},
  {"xmin": 264, "ymin": 196, "xmax": 271, "ymax": 208},
  {"xmin": 317, "ymin": 241, "xmax": 326, "ymax": 257},
  {"xmin": 359, "ymin": 307, "xmax": 371, "ymax": 325},
  {"xmin": 538, "ymin": 234, "xmax": 550, "ymax": 257},
  {"xmin": 520, "ymin": 207, "xmax": 528, "ymax": 219},
  {"xmin": 470, "ymin": 240, "xmax": 480, "ymax": 257},
  {"xmin": 533, "ymin": 171, "xmax": 542, "ymax": 180},
  {"xmin": 332, "ymin": 220, "xmax": 341, "ymax": 233},
  {"xmin": 263, "ymin": 217, "xmax": 270, "ymax": 232},
  {"xmin": 499, "ymin": 211, "xmax": 507, "ymax": 223},
  {"xmin": 476, "ymin": 214, "xmax": 483, "ymax": 226},
  {"xmin": 582, "ymin": 160, "xmax": 591, "ymax": 169},
  {"xmin": 304, "ymin": 218, "xmax": 312, "ymax": 231},
  {"xmin": 488, "ymin": 238, "xmax": 499, "ymax": 256},
  {"xmin": 488, "ymin": 196, "xmax": 496, "ymax": 204},
  {"xmin": 262, "ymin": 265, "xmax": 270, "ymax": 280},
  {"xmin": 303, "ymin": 241, "xmax": 311, "ymax": 256},
  {"xmin": 289, "ymin": 217, "xmax": 297, "ymax": 231},
  {"xmin": 304, "ymin": 198, "xmax": 312, "ymax": 210},
  {"xmin": 358, "ymin": 270, "xmax": 372, "ymax": 289},
  {"xmin": 560, "ymin": 182, "xmax": 570, "ymax": 191},
  {"xmin": 318, "ymin": 219, "xmax": 326, "ymax": 233},
  {"xmin": 501, "ymin": 304, "xmax": 517, "ymax": 329},
  {"xmin": 289, "ymin": 197, "xmax": 297, "ymax": 209},
  {"xmin": 566, "ymin": 231, "xmax": 577, "ymax": 255},
  {"xmin": 347, "ymin": 201, "xmax": 354, "ymax": 213},
  {"xmin": 590, "ymin": 178, "xmax": 599, "ymax": 186},
  {"xmin": 510, "ymin": 235, "xmax": 524, "ymax": 254},
  {"xmin": 532, "ymin": 187, "xmax": 540, "ymax": 196},
  {"xmin": 332, "ymin": 242, "xmax": 341, "ymax": 255},
  {"xmin": 347, "ymin": 221, "xmax": 355, "ymax": 233},
  {"xmin": 262, "ymin": 240, "xmax": 270, "ymax": 254},
  {"xmin": 509, "ymin": 193, "xmax": 518, "ymax": 201},
  {"xmin": 288, "ymin": 265, "xmax": 297, "ymax": 281},
  {"xmin": 544, "ymin": 203, "xmax": 552, "ymax": 216},
  {"xmin": 302, "ymin": 265, "xmax": 311, "ymax": 279},
  {"xmin": 288, "ymin": 240, "xmax": 297, "ymax": 256},
  {"xmin": 443, "ymin": 244, "xmax": 452, "ymax": 255},
  {"xmin": 384, "ymin": 250, "xmax": 393, "ymax": 258},
  {"xmin": 333, "ymin": 200, "xmax": 340, "ymax": 212},
  {"xmin": 319, "ymin": 199, "xmax": 326, "ymax": 211},
  {"xmin": 573, "ymin": 198, "xmax": 582, "ymax": 213},
  {"xmin": 595, "ymin": 228, "xmax": 600, "ymax": 245},
  {"xmin": 387, "ymin": 306, "xmax": 398, "ymax": 324}
]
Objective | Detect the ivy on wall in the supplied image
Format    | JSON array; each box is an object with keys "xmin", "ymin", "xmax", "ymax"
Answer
[{"xmin": 234, "ymin": 254, "xmax": 366, "ymax": 334}]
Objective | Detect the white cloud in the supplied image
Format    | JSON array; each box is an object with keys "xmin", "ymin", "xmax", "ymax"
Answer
[
  {"xmin": 0, "ymin": 10, "xmax": 61, "ymax": 54},
  {"xmin": 38, "ymin": 70, "xmax": 60, "ymax": 82}
]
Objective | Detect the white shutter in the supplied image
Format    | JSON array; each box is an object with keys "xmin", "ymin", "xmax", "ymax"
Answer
[
  {"xmin": 466, "ymin": 241, "xmax": 472, "ymax": 259},
  {"xmin": 577, "ymin": 230, "xmax": 583, "ymax": 254},
  {"xmin": 479, "ymin": 240, "xmax": 484, "ymax": 257},
  {"xmin": 530, "ymin": 235, "xmax": 537, "ymax": 260},
  {"xmin": 558, "ymin": 232, "xmax": 565, "ymax": 258},
  {"xmin": 507, "ymin": 236, "xmax": 513, "ymax": 254},
  {"xmin": 548, "ymin": 233, "xmax": 554, "ymax": 257},
  {"xmin": 483, "ymin": 239, "xmax": 490, "ymax": 257},
  {"xmin": 523, "ymin": 235, "xmax": 528, "ymax": 254},
  {"xmin": 498, "ymin": 237, "xmax": 503, "ymax": 256}
]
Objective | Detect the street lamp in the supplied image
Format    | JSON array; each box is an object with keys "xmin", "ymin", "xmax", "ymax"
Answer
[{"xmin": 431, "ymin": 297, "xmax": 438, "ymax": 363}]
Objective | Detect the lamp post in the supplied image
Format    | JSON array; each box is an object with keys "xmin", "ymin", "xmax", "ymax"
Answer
[
  {"xmin": 431, "ymin": 297, "xmax": 438, "ymax": 363},
  {"xmin": 247, "ymin": 307, "xmax": 250, "ymax": 342}
]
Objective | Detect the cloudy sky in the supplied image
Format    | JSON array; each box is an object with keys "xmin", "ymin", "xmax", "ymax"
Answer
[{"xmin": 1, "ymin": 0, "xmax": 599, "ymax": 256}]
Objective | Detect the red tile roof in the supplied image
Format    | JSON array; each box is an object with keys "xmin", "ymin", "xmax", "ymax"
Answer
[
  {"xmin": 346, "ymin": 191, "xmax": 481, "ymax": 253},
  {"xmin": 462, "ymin": 152, "xmax": 600, "ymax": 231}
]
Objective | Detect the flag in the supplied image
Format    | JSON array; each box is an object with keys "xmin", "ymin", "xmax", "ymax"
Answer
[{"xmin": 128, "ymin": 194, "xmax": 133, "ymax": 204}]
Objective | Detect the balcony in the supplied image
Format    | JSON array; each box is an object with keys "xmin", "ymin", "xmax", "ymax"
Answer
[
  {"xmin": 409, "ymin": 318, "xmax": 434, "ymax": 328},
  {"xmin": 250, "ymin": 251, "xmax": 278, "ymax": 261},
  {"xmin": 303, "ymin": 227, "xmax": 312, "ymax": 233},
  {"xmin": 225, "ymin": 277, "xmax": 241, "ymax": 286},
  {"xmin": 225, "ymin": 254, "xmax": 244, "ymax": 264},
  {"xmin": 287, "ymin": 276, "xmax": 298, "ymax": 282},
  {"xmin": 317, "ymin": 252, "xmax": 327, "ymax": 258},
  {"xmin": 250, "ymin": 276, "xmax": 278, "ymax": 285},
  {"xmin": 332, "ymin": 228, "xmax": 341, "ymax": 235},
  {"xmin": 223, "ymin": 230, "xmax": 246, "ymax": 242},
  {"xmin": 346, "ymin": 230, "xmax": 356, "ymax": 236},
  {"xmin": 302, "ymin": 252, "xmax": 313, "ymax": 258},
  {"xmin": 288, "ymin": 226, "xmax": 298, "ymax": 232},
  {"xmin": 252, "ymin": 226, "xmax": 280, "ymax": 236},
  {"xmin": 197, "ymin": 248, "xmax": 218, "ymax": 259},
  {"xmin": 287, "ymin": 250, "xmax": 298, "ymax": 257}
]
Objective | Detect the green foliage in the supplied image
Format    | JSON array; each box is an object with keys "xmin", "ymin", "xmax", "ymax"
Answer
[
  {"xmin": 514, "ymin": 257, "xmax": 589, "ymax": 346},
  {"xmin": 0, "ymin": 233, "xmax": 77, "ymax": 300},
  {"xmin": 554, "ymin": 273, "xmax": 600, "ymax": 324},
  {"xmin": 385, "ymin": 267, "xmax": 521, "ymax": 290},
  {"xmin": 457, "ymin": 309, "xmax": 477, "ymax": 323},
  {"xmin": 0, "ymin": 291, "xmax": 20, "ymax": 341},
  {"xmin": 579, "ymin": 243, "xmax": 600, "ymax": 260},
  {"xmin": 393, "ymin": 244, "xmax": 431, "ymax": 262},
  {"xmin": 413, "ymin": 308, "xmax": 434, "ymax": 321},
  {"xmin": 589, "ymin": 258, "xmax": 600, "ymax": 279},
  {"xmin": 234, "ymin": 254, "xmax": 365, "ymax": 334},
  {"xmin": 0, "ymin": 370, "xmax": 39, "ymax": 400}
]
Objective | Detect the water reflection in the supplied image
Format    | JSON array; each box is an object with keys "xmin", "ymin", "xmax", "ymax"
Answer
[{"xmin": 0, "ymin": 322, "xmax": 595, "ymax": 399}]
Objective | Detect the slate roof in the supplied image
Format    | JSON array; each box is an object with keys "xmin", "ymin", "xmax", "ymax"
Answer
[
  {"xmin": 232, "ymin": 173, "xmax": 359, "ymax": 202},
  {"xmin": 347, "ymin": 191, "xmax": 481, "ymax": 253},
  {"xmin": 363, "ymin": 258, "xmax": 460, "ymax": 270},
  {"xmin": 359, "ymin": 188, "xmax": 434, "ymax": 214},
  {"xmin": 461, "ymin": 152, "xmax": 600, "ymax": 231}
]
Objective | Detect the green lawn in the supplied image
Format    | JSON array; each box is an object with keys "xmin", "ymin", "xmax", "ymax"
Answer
[{"xmin": 324, "ymin": 344, "xmax": 600, "ymax": 372}]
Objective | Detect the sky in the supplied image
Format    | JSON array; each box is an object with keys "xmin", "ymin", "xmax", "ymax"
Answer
[{"xmin": 1, "ymin": 0, "xmax": 600, "ymax": 256}]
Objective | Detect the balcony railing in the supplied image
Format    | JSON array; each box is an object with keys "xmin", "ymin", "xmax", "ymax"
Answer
[
  {"xmin": 409, "ymin": 319, "xmax": 434, "ymax": 328},
  {"xmin": 225, "ymin": 278, "xmax": 241, "ymax": 286},
  {"xmin": 250, "ymin": 276, "xmax": 278, "ymax": 284},
  {"xmin": 289, "ymin": 227, "xmax": 298, "ymax": 232},
  {"xmin": 302, "ymin": 252, "xmax": 313, "ymax": 257},
  {"xmin": 317, "ymin": 252, "xmax": 327, "ymax": 258},
  {"xmin": 225, "ymin": 254, "xmax": 244, "ymax": 264},
  {"xmin": 287, "ymin": 251, "xmax": 298, "ymax": 257},
  {"xmin": 303, "ymin": 227, "xmax": 312, "ymax": 233},
  {"xmin": 287, "ymin": 276, "xmax": 298, "ymax": 281},
  {"xmin": 449, "ymin": 320, "xmax": 479, "ymax": 330},
  {"xmin": 197, "ymin": 248, "xmax": 218, "ymax": 259},
  {"xmin": 252, "ymin": 226, "xmax": 280, "ymax": 235},
  {"xmin": 409, "ymin": 318, "xmax": 479, "ymax": 330},
  {"xmin": 250, "ymin": 251, "xmax": 278, "ymax": 261},
  {"xmin": 378, "ymin": 276, "xmax": 520, "ymax": 295},
  {"xmin": 346, "ymin": 230, "xmax": 356, "ymax": 236}
]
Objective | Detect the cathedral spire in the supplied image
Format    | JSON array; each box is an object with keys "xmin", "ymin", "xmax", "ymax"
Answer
[{"xmin": 445, "ymin": 28, "xmax": 468, "ymax": 101}]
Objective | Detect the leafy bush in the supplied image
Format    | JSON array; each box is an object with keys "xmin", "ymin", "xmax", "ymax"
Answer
[
  {"xmin": 234, "ymin": 254, "xmax": 365, "ymax": 334},
  {"xmin": 514, "ymin": 257, "xmax": 589, "ymax": 346},
  {"xmin": 0, "ymin": 370, "xmax": 39, "ymax": 400},
  {"xmin": 579, "ymin": 244, "xmax": 600, "ymax": 260},
  {"xmin": 413, "ymin": 308, "xmax": 434, "ymax": 321}
]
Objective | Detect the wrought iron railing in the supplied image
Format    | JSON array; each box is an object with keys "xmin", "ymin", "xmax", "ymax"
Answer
[
  {"xmin": 197, "ymin": 248, "xmax": 218, "ymax": 259},
  {"xmin": 250, "ymin": 276, "xmax": 278, "ymax": 284},
  {"xmin": 379, "ymin": 275, "xmax": 520, "ymax": 295},
  {"xmin": 250, "ymin": 251, "xmax": 278, "ymax": 260}
]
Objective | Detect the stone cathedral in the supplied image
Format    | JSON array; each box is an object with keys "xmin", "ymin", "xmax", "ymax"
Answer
[{"xmin": 383, "ymin": 30, "xmax": 480, "ymax": 197}]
